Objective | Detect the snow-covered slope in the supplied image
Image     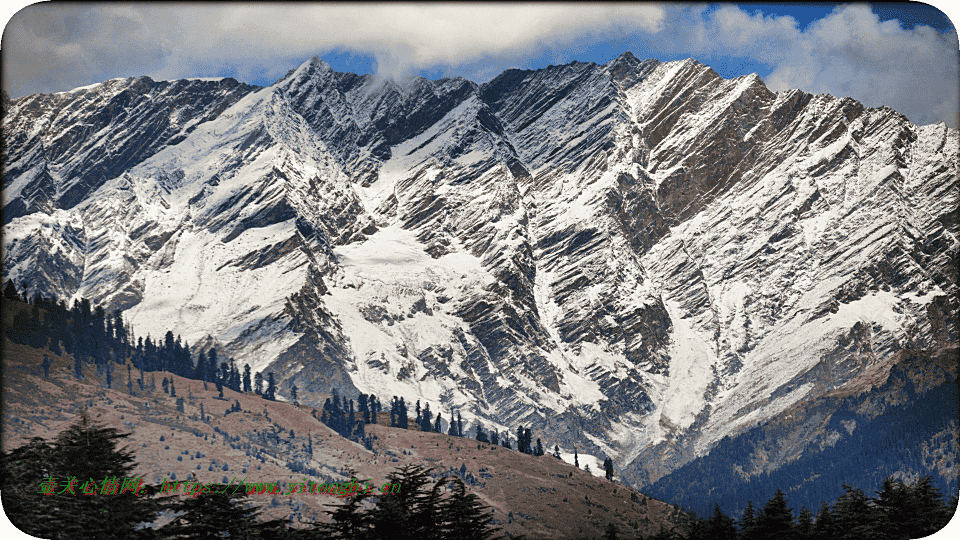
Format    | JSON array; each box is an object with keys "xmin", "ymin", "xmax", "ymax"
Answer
[{"xmin": 3, "ymin": 53, "xmax": 957, "ymax": 486}]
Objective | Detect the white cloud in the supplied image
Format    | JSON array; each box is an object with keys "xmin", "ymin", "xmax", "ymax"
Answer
[
  {"xmin": 2, "ymin": 3, "xmax": 957, "ymax": 126},
  {"xmin": 763, "ymin": 5, "xmax": 959, "ymax": 127}
]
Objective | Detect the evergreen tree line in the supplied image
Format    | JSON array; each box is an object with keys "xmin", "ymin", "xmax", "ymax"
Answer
[
  {"xmin": 0, "ymin": 416, "xmax": 502, "ymax": 540},
  {"xmin": 4, "ymin": 284, "xmax": 279, "ymax": 402},
  {"xmin": 664, "ymin": 480, "xmax": 957, "ymax": 540}
]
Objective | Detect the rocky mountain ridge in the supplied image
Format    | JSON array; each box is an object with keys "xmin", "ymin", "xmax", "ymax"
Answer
[{"xmin": 3, "ymin": 52, "xmax": 957, "ymax": 488}]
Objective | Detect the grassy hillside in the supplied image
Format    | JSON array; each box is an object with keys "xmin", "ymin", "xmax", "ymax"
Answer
[{"xmin": 1, "ymin": 298, "xmax": 681, "ymax": 539}]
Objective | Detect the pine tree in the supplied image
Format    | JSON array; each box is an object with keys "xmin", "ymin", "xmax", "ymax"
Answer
[
  {"xmin": 434, "ymin": 412, "xmax": 442, "ymax": 433},
  {"xmin": 194, "ymin": 350, "xmax": 207, "ymax": 382},
  {"xmin": 911, "ymin": 475, "xmax": 952, "ymax": 535},
  {"xmin": 359, "ymin": 393, "xmax": 370, "ymax": 424},
  {"xmin": 757, "ymin": 489, "xmax": 794, "ymax": 539},
  {"xmin": 159, "ymin": 487, "xmax": 284, "ymax": 539},
  {"xmin": 796, "ymin": 507, "xmax": 814, "ymax": 540},
  {"xmin": 440, "ymin": 476, "xmax": 502, "ymax": 540},
  {"xmin": 242, "ymin": 364, "xmax": 252, "ymax": 393},
  {"xmin": 367, "ymin": 464, "xmax": 449, "ymax": 540},
  {"xmin": 814, "ymin": 501, "xmax": 839, "ymax": 540},
  {"xmin": 699, "ymin": 504, "xmax": 737, "ymax": 540},
  {"xmin": 254, "ymin": 371, "xmax": 263, "ymax": 395},
  {"xmin": 264, "ymin": 372, "xmax": 276, "ymax": 401},
  {"xmin": 834, "ymin": 485, "xmax": 881, "ymax": 540},
  {"xmin": 318, "ymin": 478, "xmax": 375, "ymax": 538},
  {"xmin": 3, "ymin": 279, "xmax": 19, "ymax": 300},
  {"xmin": 574, "ymin": 447, "xmax": 579, "ymax": 468},
  {"xmin": 416, "ymin": 400, "xmax": 422, "ymax": 427},
  {"xmin": 535, "ymin": 438, "xmax": 544, "ymax": 457},
  {"xmin": 490, "ymin": 430, "xmax": 499, "ymax": 446},
  {"xmin": 42, "ymin": 354, "xmax": 51, "ymax": 378},
  {"xmin": 475, "ymin": 422, "xmax": 488, "ymax": 443},
  {"xmin": 291, "ymin": 384, "xmax": 298, "ymax": 402},
  {"xmin": 1, "ymin": 414, "xmax": 166, "ymax": 540},
  {"xmin": 420, "ymin": 403, "xmax": 432, "ymax": 432},
  {"xmin": 554, "ymin": 445, "xmax": 561, "ymax": 459},
  {"xmin": 603, "ymin": 457, "xmax": 614, "ymax": 480},
  {"xmin": 740, "ymin": 500, "xmax": 759, "ymax": 540},
  {"xmin": 397, "ymin": 397, "xmax": 409, "ymax": 429}
]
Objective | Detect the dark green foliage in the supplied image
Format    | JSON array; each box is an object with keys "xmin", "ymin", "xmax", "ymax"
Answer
[
  {"xmin": 604, "ymin": 457, "xmax": 614, "ymax": 480},
  {"xmin": 795, "ymin": 506, "xmax": 814, "ymax": 540},
  {"xmin": 0, "ymin": 415, "xmax": 166, "ymax": 540},
  {"xmin": 158, "ymin": 488, "xmax": 284, "ymax": 539},
  {"xmin": 264, "ymin": 371, "xmax": 276, "ymax": 400},
  {"xmin": 833, "ymin": 485, "xmax": 883, "ymax": 540},
  {"xmin": 243, "ymin": 364, "xmax": 252, "ymax": 392},
  {"xmin": 756, "ymin": 489, "xmax": 794, "ymax": 539},
  {"xmin": 318, "ymin": 464, "xmax": 501, "ymax": 540},
  {"xmin": 475, "ymin": 422, "xmax": 489, "ymax": 443}
]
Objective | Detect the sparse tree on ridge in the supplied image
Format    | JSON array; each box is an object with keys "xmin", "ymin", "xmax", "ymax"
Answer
[{"xmin": 242, "ymin": 364, "xmax": 251, "ymax": 393}]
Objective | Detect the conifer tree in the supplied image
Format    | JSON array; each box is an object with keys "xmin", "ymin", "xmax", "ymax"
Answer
[
  {"xmin": 1, "ymin": 414, "xmax": 167, "ymax": 540},
  {"xmin": 416, "ymin": 400, "xmax": 422, "ymax": 427},
  {"xmin": 740, "ymin": 500, "xmax": 759, "ymax": 540},
  {"xmin": 434, "ymin": 412, "xmax": 443, "ymax": 433},
  {"xmin": 264, "ymin": 372, "xmax": 276, "ymax": 401},
  {"xmin": 757, "ymin": 489, "xmax": 794, "ymax": 539},
  {"xmin": 420, "ymin": 403, "xmax": 432, "ymax": 432},
  {"xmin": 535, "ymin": 438, "xmax": 544, "ymax": 457},
  {"xmin": 554, "ymin": 444, "xmax": 561, "ymax": 459},
  {"xmin": 440, "ymin": 476, "xmax": 502, "ymax": 540},
  {"xmin": 814, "ymin": 501, "xmax": 839, "ymax": 540},
  {"xmin": 159, "ymin": 487, "xmax": 285, "ymax": 539},
  {"xmin": 490, "ymin": 430, "xmax": 500, "ymax": 446},
  {"xmin": 475, "ymin": 422, "xmax": 488, "ymax": 443},
  {"xmin": 796, "ymin": 507, "xmax": 814, "ymax": 540},
  {"xmin": 318, "ymin": 478, "xmax": 375, "ymax": 538},
  {"xmin": 254, "ymin": 371, "xmax": 263, "ymax": 395},
  {"xmin": 291, "ymin": 384, "xmax": 298, "ymax": 402},
  {"xmin": 4, "ymin": 279, "xmax": 19, "ymax": 300},
  {"xmin": 456, "ymin": 411, "xmax": 463, "ymax": 437},
  {"xmin": 242, "ymin": 364, "xmax": 252, "ymax": 393},
  {"xmin": 397, "ymin": 397, "xmax": 409, "ymax": 429},
  {"xmin": 359, "ymin": 394, "xmax": 370, "ymax": 424},
  {"xmin": 834, "ymin": 485, "xmax": 881, "ymax": 540},
  {"xmin": 574, "ymin": 447, "xmax": 579, "ymax": 468},
  {"xmin": 603, "ymin": 457, "xmax": 614, "ymax": 480}
]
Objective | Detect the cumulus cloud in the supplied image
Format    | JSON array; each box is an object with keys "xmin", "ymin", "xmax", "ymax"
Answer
[
  {"xmin": 763, "ymin": 5, "xmax": 959, "ymax": 128},
  {"xmin": 2, "ymin": 3, "xmax": 957, "ymax": 126}
]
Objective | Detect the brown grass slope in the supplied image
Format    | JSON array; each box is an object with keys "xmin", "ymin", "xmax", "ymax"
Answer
[{"xmin": 1, "ymin": 299, "xmax": 680, "ymax": 539}]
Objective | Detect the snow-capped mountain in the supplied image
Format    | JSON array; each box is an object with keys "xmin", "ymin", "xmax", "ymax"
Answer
[{"xmin": 3, "ymin": 53, "xmax": 957, "ymax": 487}]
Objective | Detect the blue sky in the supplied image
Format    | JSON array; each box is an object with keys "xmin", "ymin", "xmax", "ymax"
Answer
[{"xmin": 3, "ymin": 2, "xmax": 958, "ymax": 126}]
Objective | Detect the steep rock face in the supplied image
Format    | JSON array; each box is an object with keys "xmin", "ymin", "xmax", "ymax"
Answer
[
  {"xmin": 2, "ymin": 77, "xmax": 257, "ymax": 223},
  {"xmin": 3, "ymin": 54, "xmax": 957, "ymax": 488}
]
